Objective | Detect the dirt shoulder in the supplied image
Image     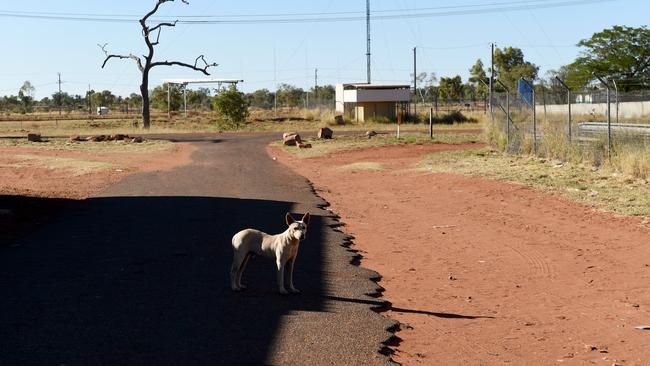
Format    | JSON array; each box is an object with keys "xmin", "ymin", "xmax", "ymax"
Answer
[
  {"xmin": 0, "ymin": 139, "xmax": 196, "ymax": 199},
  {"xmin": 272, "ymin": 143, "xmax": 650, "ymax": 365}
]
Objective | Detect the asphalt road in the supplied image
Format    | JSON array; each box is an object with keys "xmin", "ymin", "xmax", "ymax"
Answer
[{"xmin": 0, "ymin": 133, "xmax": 396, "ymax": 365}]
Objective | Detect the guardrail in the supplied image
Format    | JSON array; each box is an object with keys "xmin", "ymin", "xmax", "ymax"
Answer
[
  {"xmin": 578, "ymin": 122, "xmax": 650, "ymax": 135},
  {"xmin": 576, "ymin": 122, "xmax": 650, "ymax": 144}
]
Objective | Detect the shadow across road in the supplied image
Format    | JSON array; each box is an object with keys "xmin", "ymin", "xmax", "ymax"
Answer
[
  {"xmin": 0, "ymin": 195, "xmax": 326, "ymax": 365},
  {"xmin": 324, "ymin": 295, "xmax": 494, "ymax": 320}
]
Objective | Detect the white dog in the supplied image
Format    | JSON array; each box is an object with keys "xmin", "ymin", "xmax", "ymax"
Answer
[{"xmin": 231, "ymin": 212, "xmax": 310, "ymax": 295}]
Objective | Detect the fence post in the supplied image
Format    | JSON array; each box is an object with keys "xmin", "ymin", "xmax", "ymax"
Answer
[
  {"xmin": 521, "ymin": 78, "xmax": 537, "ymax": 155},
  {"xmin": 429, "ymin": 107, "xmax": 433, "ymax": 139},
  {"xmin": 595, "ymin": 76, "xmax": 612, "ymax": 157},
  {"xmin": 612, "ymin": 79, "xmax": 619, "ymax": 125},
  {"xmin": 607, "ymin": 85, "xmax": 611, "ymax": 154},
  {"xmin": 496, "ymin": 79, "xmax": 510, "ymax": 149},
  {"xmin": 555, "ymin": 77, "xmax": 572, "ymax": 143}
]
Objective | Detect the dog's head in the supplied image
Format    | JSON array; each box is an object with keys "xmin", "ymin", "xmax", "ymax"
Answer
[{"xmin": 286, "ymin": 212, "xmax": 310, "ymax": 241}]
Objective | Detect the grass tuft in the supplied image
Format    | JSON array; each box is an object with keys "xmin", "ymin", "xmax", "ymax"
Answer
[{"xmin": 338, "ymin": 162, "xmax": 385, "ymax": 171}]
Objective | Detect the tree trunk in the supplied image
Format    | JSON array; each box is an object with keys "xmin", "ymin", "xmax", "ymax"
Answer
[{"xmin": 140, "ymin": 71, "xmax": 151, "ymax": 129}]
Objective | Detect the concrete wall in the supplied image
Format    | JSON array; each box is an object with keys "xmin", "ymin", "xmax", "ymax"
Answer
[
  {"xmin": 536, "ymin": 101, "xmax": 650, "ymax": 119},
  {"xmin": 335, "ymin": 84, "xmax": 345, "ymax": 112}
]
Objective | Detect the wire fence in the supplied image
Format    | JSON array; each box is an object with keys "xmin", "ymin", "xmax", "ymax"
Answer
[{"xmin": 491, "ymin": 85, "xmax": 650, "ymax": 164}]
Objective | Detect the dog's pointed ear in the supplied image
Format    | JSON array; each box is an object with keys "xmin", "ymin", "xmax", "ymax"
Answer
[
  {"xmin": 301, "ymin": 212, "xmax": 310, "ymax": 226},
  {"xmin": 286, "ymin": 212, "xmax": 295, "ymax": 226}
]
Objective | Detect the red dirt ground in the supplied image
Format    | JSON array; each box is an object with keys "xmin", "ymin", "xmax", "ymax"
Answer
[
  {"xmin": 0, "ymin": 143, "xmax": 195, "ymax": 199},
  {"xmin": 273, "ymin": 143, "xmax": 650, "ymax": 366}
]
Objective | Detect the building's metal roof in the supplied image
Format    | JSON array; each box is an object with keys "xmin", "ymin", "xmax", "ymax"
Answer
[
  {"xmin": 163, "ymin": 78, "xmax": 244, "ymax": 85},
  {"xmin": 342, "ymin": 83, "xmax": 410, "ymax": 90}
]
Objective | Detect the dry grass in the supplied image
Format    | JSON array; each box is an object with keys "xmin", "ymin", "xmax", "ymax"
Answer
[
  {"xmin": 276, "ymin": 131, "xmax": 483, "ymax": 159},
  {"xmin": 0, "ymin": 154, "xmax": 115, "ymax": 176},
  {"xmin": 0, "ymin": 110, "xmax": 486, "ymax": 137},
  {"xmin": 485, "ymin": 116, "xmax": 650, "ymax": 180},
  {"xmin": 613, "ymin": 143, "xmax": 650, "ymax": 179},
  {"xmin": 419, "ymin": 148, "xmax": 650, "ymax": 217},
  {"xmin": 338, "ymin": 162, "xmax": 385, "ymax": 171},
  {"xmin": 0, "ymin": 137, "xmax": 174, "ymax": 153}
]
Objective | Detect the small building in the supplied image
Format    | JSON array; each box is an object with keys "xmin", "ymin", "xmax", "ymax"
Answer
[{"xmin": 335, "ymin": 83, "xmax": 410, "ymax": 122}]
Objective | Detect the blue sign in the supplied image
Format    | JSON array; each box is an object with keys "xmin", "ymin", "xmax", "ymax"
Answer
[{"xmin": 518, "ymin": 79, "xmax": 534, "ymax": 107}]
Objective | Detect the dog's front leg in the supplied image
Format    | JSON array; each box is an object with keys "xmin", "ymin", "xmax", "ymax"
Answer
[
  {"xmin": 276, "ymin": 257, "xmax": 289, "ymax": 295},
  {"xmin": 286, "ymin": 258, "xmax": 300, "ymax": 294}
]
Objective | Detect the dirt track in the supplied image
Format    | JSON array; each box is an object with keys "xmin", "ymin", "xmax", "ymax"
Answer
[
  {"xmin": 0, "ymin": 133, "xmax": 395, "ymax": 365},
  {"xmin": 275, "ymin": 143, "xmax": 650, "ymax": 365}
]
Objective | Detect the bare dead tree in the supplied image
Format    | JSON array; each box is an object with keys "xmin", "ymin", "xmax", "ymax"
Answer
[{"xmin": 99, "ymin": 0, "xmax": 217, "ymax": 129}]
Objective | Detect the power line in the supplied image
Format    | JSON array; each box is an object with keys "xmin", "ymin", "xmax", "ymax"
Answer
[
  {"xmin": 419, "ymin": 43, "xmax": 490, "ymax": 50},
  {"xmin": 0, "ymin": 0, "xmax": 614, "ymax": 25},
  {"xmin": 0, "ymin": 0, "xmax": 611, "ymax": 19}
]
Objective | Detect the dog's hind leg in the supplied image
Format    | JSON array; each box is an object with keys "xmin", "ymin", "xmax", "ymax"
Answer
[
  {"xmin": 231, "ymin": 251, "xmax": 247, "ymax": 291},
  {"xmin": 236, "ymin": 253, "xmax": 251, "ymax": 289},
  {"xmin": 286, "ymin": 258, "xmax": 300, "ymax": 294}
]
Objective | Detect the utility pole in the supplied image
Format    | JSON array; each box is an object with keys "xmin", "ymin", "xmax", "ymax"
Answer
[
  {"xmin": 489, "ymin": 43, "xmax": 495, "ymax": 118},
  {"xmin": 366, "ymin": 0, "xmax": 371, "ymax": 84},
  {"xmin": 58, "ymin": 72, "xmax": 62, "ymax": 116},
  {"xmin": 314, "ymin": 68, "xmax": 318, "ymax": 108},
  {"xmin": 88, "ymin": 84, "xmax": 92, "ymax": 115},
  {"xmin": 413, "ymin": 46, "xmax": 417, "ymax": 119},
  {"xmin": 273, "ymin": 46, "xmax": 278, "ymax": 117}
]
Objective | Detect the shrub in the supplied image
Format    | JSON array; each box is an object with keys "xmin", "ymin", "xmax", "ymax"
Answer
[
  {"xmin": 213, "ymin": 86, "xmax": 250, "ymax": 128},
  {"xmin": 367, "ymin": 116, "xmax": 393, "ymax": 124},
  {"xmin": 432, "ymin": 110, "xmax": 476, "ymax": 125}
]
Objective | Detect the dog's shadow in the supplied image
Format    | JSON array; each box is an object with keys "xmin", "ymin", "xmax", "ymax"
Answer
[{"xmin": 324, "ymin": 295, "xmax": 495, "ymax": 320}]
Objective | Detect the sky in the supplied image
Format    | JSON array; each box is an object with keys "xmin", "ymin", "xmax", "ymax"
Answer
[{"xmin": 0, "ymin": 0, "xmax": 647, "ymax": 98}]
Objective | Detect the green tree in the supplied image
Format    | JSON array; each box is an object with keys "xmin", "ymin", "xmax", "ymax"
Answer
[
  {"xmin": 419, "ymin": 73, "xmax": 438, "ymax": 103},
  {"xmin": 409, "ymin": 72, "xmax": 429, "ymax": 103},
  {"xmin": 493, "ymin": 47, "xmax": 539, "ymax": 91},
  {"xmin": 247, "ymin": 88, "xmax": 274, "ymax": 109},
  {"xmin": 311, "ymin": 84, "xmax": 335, "ymax": 107},
  {"xmin": 543, "ymin": 67, "xmax": 575, "ymax": 103},
  {"xmin": 468, "ymin": 59, "xmax": 489, "ymax": 98},
  {"xmin": 213, "ymin": 85, "xmax": 249, "ymax": 127},
  {"xmin": 276, "ymin": 83, "xmax": 304, "ymax": 108},
  {"xmin": 90, "ymin": 90, "xmax": 117, "ymax": 109},
  {"xmin": 125, "ymin": 93, "xmax": 143, "ymax": 110},
  {"xmin": 187, "ymin": 88, "xmax": 212, "ymax": 110},
  {"xmin": 18, "ymin": 81, "xmax": 35, "ymax": 113},
  {"xmin": 52, "ymin": 92, "xmax": 76, "ymax": 112},
  {"xmin": 568, "ymin": 25, "xmax": 650, "ymax": 91},
  {"xmin": 150, "ymin": 83, "xmax": 182, "ymax": 111},
  {"xmin": 438, "ymin": 75, "xmax": 464, "ymax": 102},
  {"xmin": 462, "ymin": 83, "xmax": 478, "ymax": 101},
  {"xmin": 0, "ymin": 95, "xmax": 21, "ymax": 113}
]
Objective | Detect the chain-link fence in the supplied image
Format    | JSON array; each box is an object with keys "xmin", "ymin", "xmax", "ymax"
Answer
[{"xmin": 490, "ymin": 85, "xmax": 650, "ymax": 167}]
